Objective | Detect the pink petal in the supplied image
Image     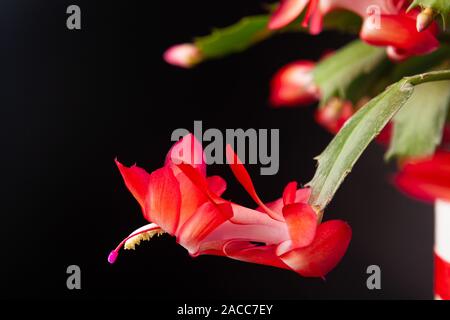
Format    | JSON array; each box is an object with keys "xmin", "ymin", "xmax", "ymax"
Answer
[
  {"xmin": 196, "ymin": 203, "xmax": 290, "ymax": 256},
  {"xmin": 145, "ymin": 166, "xmax": 181, "ymax": 234},
  {"xmin": 115, "ymin": 159, "xmax": 150, "ymax": 209},
  {"xmin": 205, "ymin": 204, "xmax": 290, "ymax": 244},
  {"xmin": 282, "ymin": 203, "xmax": 318, "ymax": 247},
  {"xmin": 278, "ymin": 220, "xmax": 352, "ymax": 277},
  {"xmin": 326, "ymin": 0, "xmax": 403, "ymax": 17},
  {"xmin": 229, "ymin": 203, "xmax": 287, "ymax": 228},
  {"xmin": 268, "ymin": 0, "xmax": 310, "ymax": 30}
]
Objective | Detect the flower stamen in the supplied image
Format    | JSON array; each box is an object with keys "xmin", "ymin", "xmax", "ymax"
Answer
[
  {"xmin": 108, "ymin": 223, "xmax": 164, "ymax": 264},
  {"xmin": 124, "ymin": 228, "xmax": 165, "ymax": 250}
]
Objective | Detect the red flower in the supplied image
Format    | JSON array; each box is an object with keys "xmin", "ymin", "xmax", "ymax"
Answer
[
  {"xmin": 270, "ymin": 60, "xmax": 319, "ymax": 107},
  {"xmin": 109, "ymin": 134, "xmax": 352, "ymax": 278},
  {"xmin": 269, "ymin": 1, "xmax": 438, "ymax": 60},
  {"xmin": 360, "ymin": 10, "xmax": 439, "ymax": 61},
  {"xmin": 395, "ymin": 152, "xmax": 450, "ymax": 203}
]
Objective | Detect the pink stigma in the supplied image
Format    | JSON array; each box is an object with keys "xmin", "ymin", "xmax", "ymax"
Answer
[{"xmin": 108, "ymin": 250, "xmax": 119, "ymax": 264}]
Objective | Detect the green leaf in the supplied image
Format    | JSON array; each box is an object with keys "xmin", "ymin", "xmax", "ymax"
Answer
[
  {"xmin": 308, "ymin": 70, "xmax": 450, "ymax": 211},
  {"xmin": 312, "ymin": 41, "xmax": 386, "ymax": 104},
  {"xmin": 192, "ymin": 11, "xmax": 361, "ymax": 64},
  {"xmin": 409, "ymin": 0, "xmax": 450, "ymax": 26},
  {"xmin": 386, "ymin": 80, "xmax": 450, "ymax": 160},
  {"xmin": 195, "ymin": 15, "xmax": 271, "ymax": 59},
  {"xmin": 307, "ymin": 81, "xmax": 414, "ymax": 210}
]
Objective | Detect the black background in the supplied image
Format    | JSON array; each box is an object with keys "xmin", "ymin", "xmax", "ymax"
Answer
[{"xmin": 0, "ymin": 0, "xmax": 433, "ymax": 299}]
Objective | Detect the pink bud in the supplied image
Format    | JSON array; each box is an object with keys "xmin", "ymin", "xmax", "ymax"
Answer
[{"xmin": 163, "ymin": 43, "xmax": 202, "ymax": 68}]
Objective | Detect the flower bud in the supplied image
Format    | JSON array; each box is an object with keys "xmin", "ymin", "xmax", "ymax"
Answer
[
  {"xmin": 270, "ymin": 61, "xmax": 319, "ymax": 107},
  {"xmin": 416, "ymin": 8, "xmax": 434, "ymax": 32},
  {"xmin": 163, "ymin": 43, "xmax": 202, "ymax": 68}
]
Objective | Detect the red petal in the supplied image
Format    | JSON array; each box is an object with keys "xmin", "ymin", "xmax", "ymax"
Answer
[
  {"xmin": 174, "ymin": 174, "xmax": 227, "ymax": 232},
  {"xmin": 165, "ymin": 133, "xmax": 206, "ymax": 176},
  {"xmin": 308, "ymin": 7, "xmax": 323, "ymax": 35},
  {"xmin": 177, "ymin": 163, "xmax": 224, "ymax": 204},
  {"xmin": 115, "ymin": 159, "xmax": 150, "ymax": 209},
  {"xmin": 360, "ymin": 13, "xmax": 439, "ymax": 55},
  {"xmin": 223, "ymin": 240, "xmax": 290, "ymax": 270},
  {"xmin": 282, "ymin": 182, "xmax": 298, "ymax": 205},
  {"xmin": 207, "ymin": 175, "xmax": 227, "ymax": 197},
  {"xmin": 302, "ymin": 0, "xmax": 323, "ymax": 35},
  {"xmin": 395, "ymin": 154, "xmax": 450, "ymax": 202},
  {"xmin": 268, "ymin": 0, "xmax": 309, "ymax": 30},
  {"xmin": 282, "ymin": 203, "xmax": 318, "ymax": 247},
  {"xmin": 145, "ymin": 166, "xmax": 181, "ymax": 234},
  {"xmin": 435, "ymin": 253, "xmax": 450, "ymax": 300},
  {"xmin": 261, "ymin": 188, "xmax": 311, "ymax": 213},
  {"xmin": 278, "ymin": 220, "xmax": 352, "ymax": 277},
  {"xmin": 174, "ymin": 163, "xmax": 233, "ymax": 253},
  {"xmin": 178, "ymin": 202, "xmax": 233, "ymax": 254},
  {"xmin": 175, "ymin": 172, "xmax": 208, "ymax": 230},
  {"xmin": 226, "ymin": 144, "xmax": 283, "ymax": 221}
]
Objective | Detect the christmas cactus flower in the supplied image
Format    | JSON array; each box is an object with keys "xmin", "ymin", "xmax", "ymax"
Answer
[
  {"xmin": 109, "ymin": 134, "xmax": 352, "ymax": 278},
  {"xmin": 360, "ymin": 9, "xmax": 440, "ymax": 61},
  {"xmin": 109, "ymin": 133, "xmax": 230, "ymax": 262},
  {"xmin": 151, "ymin": 0, "xmax": 450, "ymax": 297},
  {"xmin": 269, "ymin": 0, "xmax": 439, "ymax": 60}
]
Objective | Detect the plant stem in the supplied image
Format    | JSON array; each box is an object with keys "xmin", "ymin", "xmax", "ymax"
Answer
[{"xmin": 405, "ymin": 69, "xmax": 450, "ymax": 86}]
